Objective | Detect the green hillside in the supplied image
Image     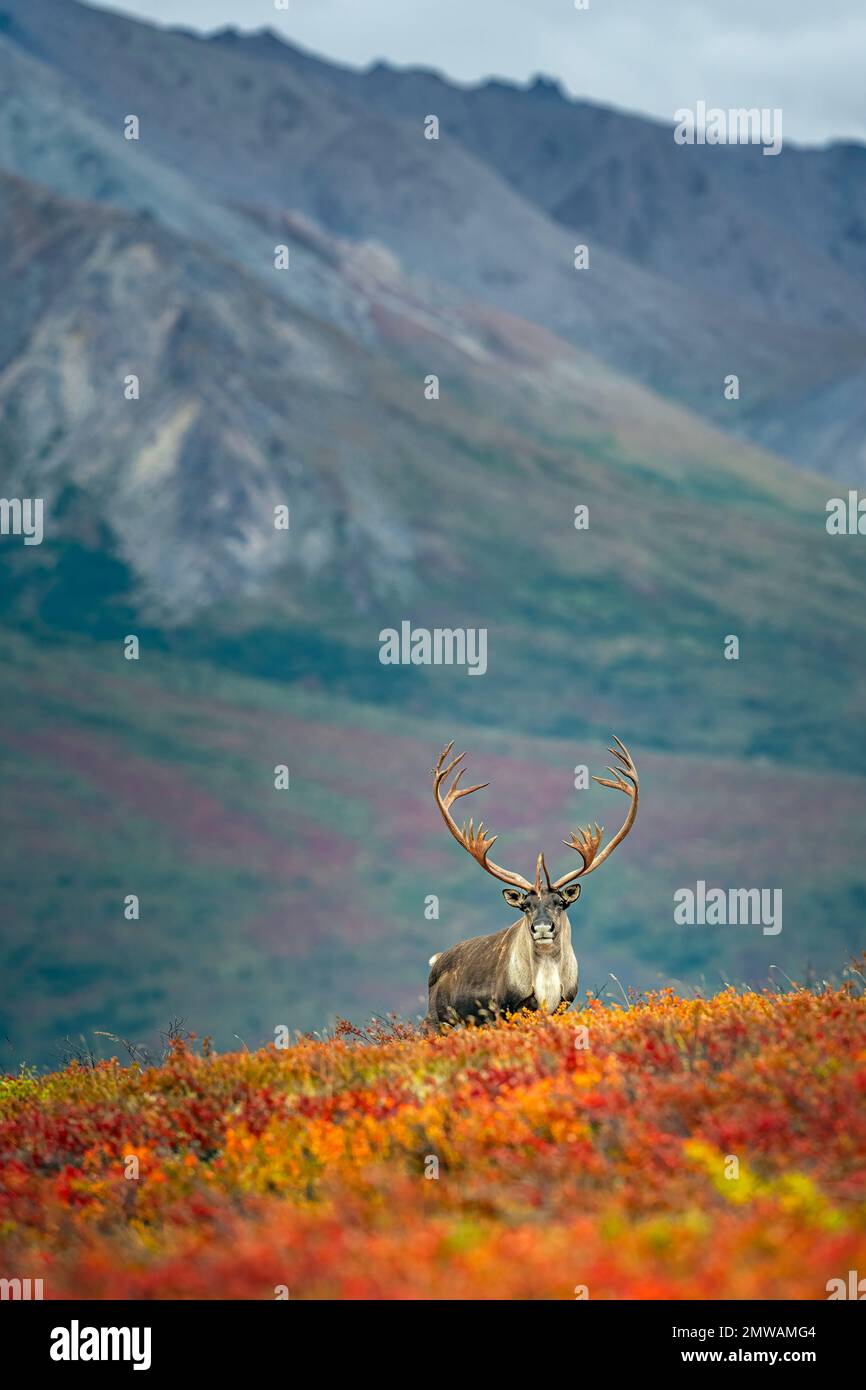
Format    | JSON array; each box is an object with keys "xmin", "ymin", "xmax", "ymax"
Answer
[{"xmin": 1, "ymin": 612, "xmax": 864, "ymax": 1067}]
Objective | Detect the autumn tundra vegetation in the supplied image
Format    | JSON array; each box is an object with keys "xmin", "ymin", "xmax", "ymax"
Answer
[{"xmin": 2, "ymin": 982, "xmax": 865, "ymax": 1300}]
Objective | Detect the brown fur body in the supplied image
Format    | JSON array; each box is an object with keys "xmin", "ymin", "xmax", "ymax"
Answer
[
  {"xmin": 426, "ymin": 735, "xmax": 637, "ymax": 1029},
  {"xmin": 427, "ymin": 914, "xmax": 578, "ymax": 1026}
]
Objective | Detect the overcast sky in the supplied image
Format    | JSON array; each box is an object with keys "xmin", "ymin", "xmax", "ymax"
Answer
[{"xmin": 104, "ymin": 0, "xmax": 866, "ymax": 146}]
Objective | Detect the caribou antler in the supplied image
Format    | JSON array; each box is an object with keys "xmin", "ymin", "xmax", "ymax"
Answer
[
  {"xmin": 433, "ymin": 737, "xmax": 638, "ymax": 894},
  {"xmin": 432, "ymin": 742, "xmax": 532, "ymax": 890},
  {"xmin": 553, "ymin": 736, "xmax": 639, "ymax": 888}
]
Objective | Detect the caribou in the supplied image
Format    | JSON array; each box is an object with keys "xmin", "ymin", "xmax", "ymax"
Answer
[{"xmin": 426, "ymin": 736, "xmax": 638, "ymax": 1027}]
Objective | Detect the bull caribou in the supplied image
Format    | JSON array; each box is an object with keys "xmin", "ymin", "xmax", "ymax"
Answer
[{"xmin": 426, "ymin": 737, "xmax": 638, "ymax": 1027}]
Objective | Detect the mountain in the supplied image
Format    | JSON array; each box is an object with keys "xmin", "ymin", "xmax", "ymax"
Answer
[
  {"xmin": 0, "ymin": 0, "xmax": 864, "ymax": 1066},
  {"xmin": 2, "ymin": 1, "xmax": 866, "ymax": 477},
  {"xmin": 311, "ymin": 58, "xmax": 866, "ymax": 330},
  {"xmin": 2, "ymin": 166, "xmax": 863, "ymax": 758},
  {"xmin": 208, "ymin": 27, "xmax": 866, "ymax": 479}
]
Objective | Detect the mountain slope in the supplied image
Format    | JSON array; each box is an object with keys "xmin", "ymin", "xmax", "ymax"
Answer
[
  {"xmin": 307, "ymin": 57, "xmax": 866, "ymax": 331},
  {"xmin": 0, "ymin": 155, "xmax": 862, "ymax": 838},
  {"xmin": 4, "ymin": 1, "xmax": 866, "ymax": 477},
  {"xmin": 218, "ymin": 28, "xmax": 866, "ymax": 481},
  {"xmin": 2, "ymin": 628, "xmax": 865, "ymax": 1067},
  {"xmin": 2, "ymin": 170, "xmax": 865, "ymax": 772}
]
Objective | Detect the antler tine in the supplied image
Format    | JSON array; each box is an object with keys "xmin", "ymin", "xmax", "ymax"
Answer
[
  {"xmin": 435, "ymin": 744, "xmax": 464, "ymax": 781},
  {"xmin": 553, "ymin": 736, "xmax": 639, "ymax": 888},
  {"xmin": 436, "ymin": 754, "xmax": 492, "ymax": 818},
  {"xmin": 432, "ymin": 742, "xmax": 532, "ymax": 891},
  {"xmin": 560, "ymin": 822, "xmax": 604, "ymax": 874},
  {"xmin": 435, "ymin": 739, "xmax": 454, "ymax": 766},
  {"xmin": 594, "ymin": 767, "xmax": 634, "ymax": 793},
  {"xmin": 449, "ymin": 773, "xmax": 491, "ymax": 805},
  {"xmin": 534, "ymin": 851, "xmax": 552, "ymax": 894},
  {"xmin": 595, "ymin": 736, "xmax": 637, "ymax": 793}
]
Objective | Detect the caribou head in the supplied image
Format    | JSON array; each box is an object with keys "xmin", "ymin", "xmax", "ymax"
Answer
[
  {"xmin": 500, "ymin": 860, "xmax": 582, "ymax": 949},
  {"xmin": 426, "ymin": 737, "xmax": 639, "ymax": 1025}
]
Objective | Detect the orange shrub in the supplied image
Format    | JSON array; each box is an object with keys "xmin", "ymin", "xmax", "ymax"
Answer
[{"xmin": 1, "ymin": 989, "xmax": 865, "ymax": 1299}]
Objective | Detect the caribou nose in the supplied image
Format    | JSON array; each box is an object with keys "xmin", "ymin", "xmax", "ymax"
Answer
[{"xmin": 532, "ymin": 921, "xmax": 555, "ymax": 941}]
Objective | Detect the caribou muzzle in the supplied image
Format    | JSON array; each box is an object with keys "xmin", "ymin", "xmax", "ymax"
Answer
[{"xmin": 530, "ymin": 920, "xmax": 556, "ymax": 944}]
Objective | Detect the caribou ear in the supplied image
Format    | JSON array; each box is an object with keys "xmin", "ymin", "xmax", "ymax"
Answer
[
  {"xmin": 560, "ymin": 883, "xmax": 582, "ymax": 906},
  {"xmin": 502, "ymin": 887, "xmax": 527, "ymax": 909}
]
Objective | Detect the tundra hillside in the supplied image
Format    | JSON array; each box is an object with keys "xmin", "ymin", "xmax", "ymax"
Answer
[{"xmin": 2, "ymin": 987, "xmax": 865, "ymax": 1299}]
